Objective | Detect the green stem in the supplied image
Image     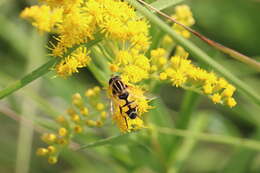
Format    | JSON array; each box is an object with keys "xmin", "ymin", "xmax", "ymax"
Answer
[
  {"xmin": 156, "ymin": 126, "xmax": 260, "ymax": 151},
  {"xmin": 88, "ymin": 63, "xmax": 109, "ymax": 87},
  {"xmin": 127, "ymin": 0, "xmax": 260, "ymax": 106},
  {"xmin": 77, "ymin": 133, "xmax": 130, "ymax": 150},
  {"xmin": 0, "ymin": 38, "xmax": 103, "ymax": 100},
  {"xmin": 0, "ymin": 59, "xmax": 58, "ymax": 100}
]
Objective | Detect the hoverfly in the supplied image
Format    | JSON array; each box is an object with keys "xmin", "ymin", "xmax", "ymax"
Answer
[{"xmin": 108, "ymin": 76, "xmax": 139, "ymax": 129}]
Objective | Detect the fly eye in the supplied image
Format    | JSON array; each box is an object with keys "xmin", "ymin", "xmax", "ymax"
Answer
[
  {"xmin": 118, "ymin": 92, "xmax": 129, "ymax": 100},
  {"xmin": 109, "ymin": 78, "xmax": 113, "ymax": 85},
  {"xmin": 129, "ymin": 112, "xmax": 137, "ymax": 119}
]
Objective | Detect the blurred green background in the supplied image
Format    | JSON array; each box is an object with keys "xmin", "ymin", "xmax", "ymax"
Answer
[{"xmin": 0, "ymin": 0, "xmax": 260, "ymax": 172}]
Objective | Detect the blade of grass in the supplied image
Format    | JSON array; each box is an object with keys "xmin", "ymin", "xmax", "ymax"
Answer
[
  {"xmin": 127, "ymin": 0, "xmax": 260, "ymax": 106},
  {"xmin": 0, "ymin": 38, "xmax": 102, "ymax": 100},
  {"xmin": 151, "ymin": 0, "xmax": 183, "ymax": 11},
  {"xmin": 15, "ymin": 30, "xmax": 44, "ymax": 173},
  {"xmin": 77, "ymin": 133, "xmax": 131, "ymax": 150}
]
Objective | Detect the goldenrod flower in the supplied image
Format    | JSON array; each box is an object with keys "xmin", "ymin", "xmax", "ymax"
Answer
[
  {"xmin": 96, "ymin": 103, "xmax": 105, "ymax": 111},
  {"xmin": 36, "ymin": 148, "xmax": 48, "ymax": 156},
  {"xmin": 58, "ymin": 128, "xmax": 68, "ymax": 137},
  {"xmin": 20, "ymin": 5, "xmax": 63, "ymax": 32},
  {"xmin": 212, "ymin": 94, "xmax": 222, "ymax": 104},
  {"xmin": 151, "ymin": 47, "xmax": 237, "ymax": 107},
  {"xmin": 86, "ymin": 120, "xmax": 97, "ymax": 127},
  {"xmin": 55, "ymin": 47, "xmax": 91, "ymax": 77},
  {"xmin": 48, "ymin": 156, "xmax": 58, "ymax": 164},
  {"xmin": 21, "ymin": 0, "xmax": 150, "ymax": 78},
  {"xmin": 41, "ymin": 133, "xmax": 57, "ymax": 143},
  {"xmin": 47, "ymin": 146, "xmax": 56, "ymax": 154},
  {"xmin": 80, "ymin": 107, "xmax": 89, "ymax": 116},
  {"xmin": 74, "ymin": 125, "xmax": 83, "ymax": 133},
  {"xmin": 163, "ymin": 4, "xmax": 195, "ymax": 45},
  {"xmin": 227, "ymin": 97, "xmax": 237, "ymax": 108}
]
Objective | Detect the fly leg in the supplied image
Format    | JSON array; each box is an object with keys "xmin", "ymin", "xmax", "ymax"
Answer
[{"xmin": 119, "ymin": 106, "xmax": 128, "ymax": 129}]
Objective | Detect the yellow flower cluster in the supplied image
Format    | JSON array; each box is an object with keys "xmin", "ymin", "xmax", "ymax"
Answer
[
  {"xmin": 20, "ymin": 5, "xmax": 63, "ymax": 32},
  {"xmin": 55, "ymin": 47, "xmax": 91, "ymax": 77},
  {"xmin": 110, "ymin": 50, "xmax": 150, "ymax": 83},
  {"xmin": 36, "ymin": 86, "xmax": 107, "ymax": 164},
  {"xmin": 108, "ymin": 82, "xmax": 152, "ymax": 132},
  {"xmin": 150, "ymin": 48, "xmax": 236, "ymax": 107},
  {"xmin": 21, "ymin": 0, "xmax": 150, "ymax": 78},
  {"xmin": 163, "ymin": 4, "xmax": 195, "ymax": 45}
]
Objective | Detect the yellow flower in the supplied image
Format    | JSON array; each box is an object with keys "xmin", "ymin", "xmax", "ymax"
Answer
[
  {"xmin": 170, "ymin": 70, "xmax": 187, "ymax": 87},
  {"xmin": 122, "ymin": 65, "xmax": 149, "ymax": 83},
  {"xmin": 48, "ymin": 156, "xmax": 58, "ymax": 164},
  {"xmin": 109, "ymin": 64, "xmax": 119, "ymax": 72},
  {"xmin": 86, "ymin": 120, "xmax": 97, "ymax": 127},
  {"xmin": 115, "ymin": 51, "xmax": 133, "ymax": 65},
  {"xmin": 55, "ymin": 47, "xmax": 91, "ymax": 77},
  {"xmin": 222, "ymin": 85, "xmax": 236, "ymax": 97},
  {"xmin": 212, "ymin": 93, "xmax": 222, "ymax": 104},
  {"xmin": 20, "ymin": 5, "xmax": 63, "ymax": 32},
  {"xmin": 162, "ymin": 4, "xmax": 195, "ymax": 44},
  {"xmin": 159, "ymin": 72, "xmax": 168, "ymax": 80},
  {"xmin": 41, "ymin": 133, "xmax": 57, "ymax": 143},
  {"xmin": 203, "ymin": 83, "xmax": 213, "ymax": 94},
  {"xmin": 151, "ymin": 48, "xmax": 166, "ymax": 58},
  {"xmin": 101, "ymin": 111, "xmax": 108, "ymax": 120},
  {"xmin": 36, "ymin": 148, "xmax": 48, "ymax": 156},
  {"xmin": 130, "ymin": 33, "xmax": 150, "ymax": 51},
  {"xmin": 227, "ymin": 97, "xmax": 237, "ymax": 108},
  {"xmin": 58, "ymin": 127, "xmax": 68, "ymax": 137},
  {"xmin": 85, "ymin": 89, "xmax": 95, "ymax": 97},
  {"xmin": 151, "ymin": 47, "xmax": 237, "ymax": 107},
  {"xmin": 47, "ymin": 146, "xmax": 56, "ymax": 154},
  {"xmin": 70, "ymin": 114, "xmax": 80, "ymax": 122},
  {"xmin": 174, "ymin": 5, "xmax": 195, "ymax": 26},
  {"xmin": 80, "ymin": 107, "xmax": 89, "ymax": 116},
  {"xmin": 40, "ymin": 0, "xmax": 82, "ymax": 9},
  {"xmin": 96, "ymin": 103, "xmax": 105, "ymax": 111},
  {"xmin": 127, "ymin": 20, "xmax": 149, "ymax": 36},
  {"xmin": 74, "ymin": 125, "xmax": 83, "ymax": 133}
]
